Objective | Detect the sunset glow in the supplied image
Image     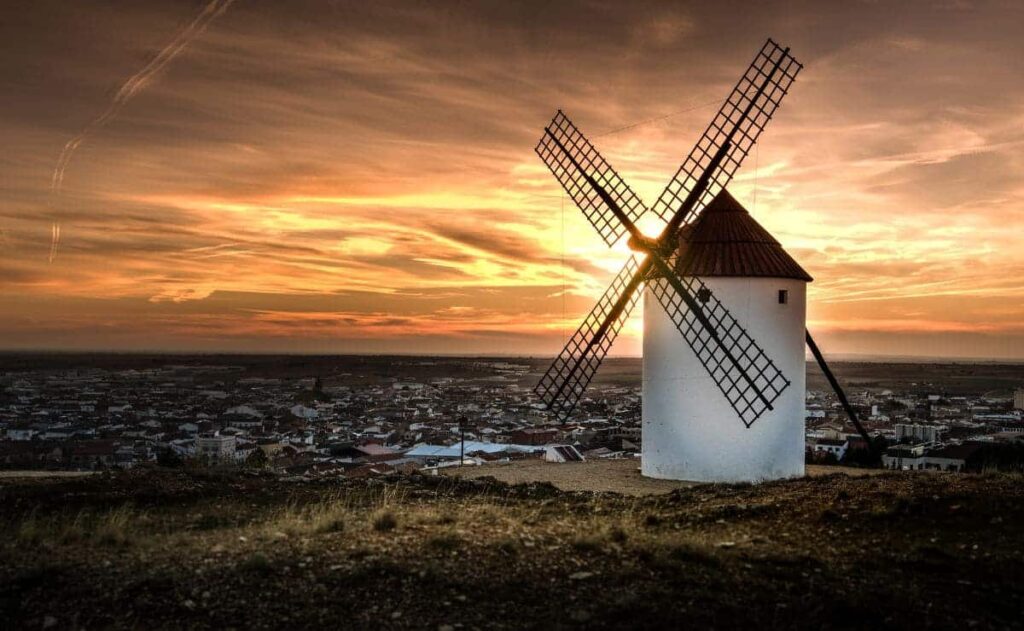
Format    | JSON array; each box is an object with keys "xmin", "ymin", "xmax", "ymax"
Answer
[{"xmin": 2, "ymin": 0, "xmax": 1023, "ymax": 358}]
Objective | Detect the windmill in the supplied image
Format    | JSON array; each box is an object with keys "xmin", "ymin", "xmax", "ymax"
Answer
[{"xmin": 533, "ymin": 39, "xmax": 875, "ymax": 482}]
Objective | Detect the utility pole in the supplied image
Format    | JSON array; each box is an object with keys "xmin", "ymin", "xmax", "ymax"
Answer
[{"xmin": 458, "ymin": 415, "xmax": 467, "ymax": 467}]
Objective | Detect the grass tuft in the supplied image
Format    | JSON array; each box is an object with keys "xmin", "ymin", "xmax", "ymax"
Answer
[
  {"xmin": 426, "ymin": 532, "xmax": 462, "ymax": 552},
  {"xmin": 608, "ymin": 525, "xmax": 629, "ymax": 544},
  {"xmin": 14, "ymin": 505, "xmax": 139, "ymax": 547},
  {"xmin": 192, "ymin": 514, "xmax": 231, "ymax": 531},
  {"xmin": 373, "ymin": 510, "xmax": 398, "ymax": 533},
  {"xmin": 571, "ymin": 534, "xmax": 604, "ymax": 553},
  {"xmin": 308, "ymin": 500, "xmax": 347, "ymax": 534},
  {"xmin": 264, "ymin": 497, "xmax": 349, "ymax": 537},
  {"xmin": 16, "ymin": 509, "xmax": 44, "ymax": 546},
  {"xmin": 496, "ymin": 537, "xmax": 520, "ymax": 557},
  {"xmin": 95, "ymin": 505, "xmax": 136, "ymax": 546},
  {"xmin": 240, "ymin": 553, "xmax": 274, "ymax": 575}
]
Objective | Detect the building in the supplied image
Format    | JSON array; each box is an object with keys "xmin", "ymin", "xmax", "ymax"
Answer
[
  {"xmin": 811, "ymin": 437, "xmax": 848, "ymax": 461},
  {"xmin": 805, "ymin": 405, "xmax": 826, "ymax": 420},
  {"xmin": 195, "ymin": 433, "xmax": 236, "ymax": 462},
  {"xmin": 643, "ymin": 190, "xmax": 812, "ymax": 483},
  {"xmin": 508, "ymin": 428, "xmax": 559, "ymax": 445},
  {"xmin": 924, "ymin": 444, "xmax": 983, "ymax": 472},
  {"xmin": 333, "ymin": 443, "xmax": 401, "ymax": 463},
  {"xmin": 544, "ymin": 444, "xmax": 585, "ymax": 463},
  {"xmin": 882, "ymin": 444, "xmax": 926, "ymax": 470},
  {"xmin": 405, "ymin": 441, "xmax": 541, "ymax": 462},
  {"xmin": 994, "ymin": 420, "xmax": 1024, "ymax": 434},
  {"xmin": 6, "ymin": 428, "xmax": 37, "ymax": 441},
  {"xmin": 1014, "ymin": 388, "xmax": 1024, "ymax": 411},
  {"xmin": 68, "ymin": 440, "xmax": 118, "ymax": 469},
  {"xmin": 895, "ymin": 423, "xmax": 946, "ymax": 444},
  {"xmin": 882, "ymin": 442, "xmax": 983, "ymax": 472}
]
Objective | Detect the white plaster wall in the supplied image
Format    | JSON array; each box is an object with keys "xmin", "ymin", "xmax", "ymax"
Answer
[{"xmin": 641, "ymin": 277, "xmax": 807, "ymax": 483}]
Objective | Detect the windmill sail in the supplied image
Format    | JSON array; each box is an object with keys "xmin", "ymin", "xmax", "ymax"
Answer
[
  {"xmin": 648, "ymin": 263, "xmax": 790, "ymax": 427},
  {"xmin": 535, "ymin": 111, "xmax": 648, "ymax": 247},
  {"xmin": 534, "ymin": 255, "xmax": 643, "ymax": 419},
  {"xmin": 534, "ymin": 125, "xmax": 787, "ymax": 425},
  {"xmin": 649, "ymin": 39, "xmax": 802, "ymax": 229},
  {"xmin": 533, "ymin": 38, "xmax": 803, "ymax": 425}
]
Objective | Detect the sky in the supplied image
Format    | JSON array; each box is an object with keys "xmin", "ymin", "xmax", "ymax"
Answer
[{"xmin": 1, "ymin": 0, "xmax": 1023, "ymax": 359}]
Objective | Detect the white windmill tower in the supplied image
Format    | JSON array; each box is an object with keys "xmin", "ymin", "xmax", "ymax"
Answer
[
  {"xmin": 533, "ymin": 39, "xmax": 875, "ymax": 483},
  {"xmin": 642, "ymin": 190, "xmax": 811, "ymax": 482}
]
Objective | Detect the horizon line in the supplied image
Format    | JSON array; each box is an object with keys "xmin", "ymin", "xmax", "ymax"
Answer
[{"xmin": 2, "ymin": 348, "xmax": 1023, "ymax": 366}]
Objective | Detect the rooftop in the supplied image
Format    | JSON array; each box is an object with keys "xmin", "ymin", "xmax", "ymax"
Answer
[{"xmin": 674, "ymin": 189, "xmax": 813, "ymax": 281}]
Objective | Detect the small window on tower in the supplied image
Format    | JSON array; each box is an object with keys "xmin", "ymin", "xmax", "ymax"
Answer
[{"xmin": 778, "ymin": 289, "xmax": 789, "ymax": 305}]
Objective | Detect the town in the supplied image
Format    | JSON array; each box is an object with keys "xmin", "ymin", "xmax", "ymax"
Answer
[{"xmin": 2, "ymin": 355, "xmax": 1023, "ymax": 476}]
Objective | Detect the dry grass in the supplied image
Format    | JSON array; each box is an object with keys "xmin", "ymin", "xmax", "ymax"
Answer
[
  {"xmin": 94, "ymin": 505, "xmax": 136, "ymax": 546},
  {"xmin": 258, "ymin": 485, "xmax": 411, "ymax": 538},
  {"xmin": 266, "ymin": 498, "xmax": 349, "ymax": 537},
  {"xmin": 14, "ymin": 505, "xmax": 139, "ymax": 547},
  {"xmin": 2, "ymin": 469, "xmax": 1022, "ymax": 630}
]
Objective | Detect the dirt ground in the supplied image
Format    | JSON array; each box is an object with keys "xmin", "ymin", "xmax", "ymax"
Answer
[
  {"xmin": 445, "ymin": 459, "xmax": 881, "ymax": 495},
  {"xmin": 2, "ymin": 468, "xmax": 1021, "ymax": 630}
]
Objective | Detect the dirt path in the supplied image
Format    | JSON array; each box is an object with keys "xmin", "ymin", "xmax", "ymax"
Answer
[
  {"xmin": 0, "ymin": 470, "xmax": 96, "ymax": 479},
  {"xmin": 445, "ymin": 459, "xmax": 882, "ymax": 495}
]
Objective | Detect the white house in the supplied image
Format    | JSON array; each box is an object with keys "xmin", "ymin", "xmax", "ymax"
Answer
[
  {"xmin": 6, "ymin": 428, "xmax": 36, "ymax": 441},
  {"xmin": 812, "ymin": 437, "xmax": 848, "ymax": 461},
  {"xmin": 195, "ymin": 434, "xmax": 236, "ymax": 462},
  {"xmin": 290, "ymin": 404, "xmax": 319, "ymax": 420},
  {"xmin": 544, "ymin": 444, "xmax": 585, "ymax": 463}
]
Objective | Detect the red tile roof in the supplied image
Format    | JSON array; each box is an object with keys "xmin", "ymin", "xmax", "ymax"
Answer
[{"xmin": 674, "ymin": 190, "xmax": 812, "ymax": 281}]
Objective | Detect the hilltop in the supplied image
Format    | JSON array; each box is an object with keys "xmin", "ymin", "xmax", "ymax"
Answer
[{"xmin": 2, "ymin": 464, "xmax": 1022, "ymax": 629}]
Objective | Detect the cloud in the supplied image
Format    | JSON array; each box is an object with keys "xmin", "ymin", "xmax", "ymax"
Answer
[
  {"xmin": 47, "ymin": 0, "xmax": 237, "ymax": 262},
  {"xmin": 1, "ymin": 0, "xmax": 1023, "ymax": 357}
]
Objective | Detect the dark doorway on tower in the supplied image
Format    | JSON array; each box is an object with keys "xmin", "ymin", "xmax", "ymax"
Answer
[{"xmin": 778, "ymin": 289, "xmax": 789, "ymax": 304}]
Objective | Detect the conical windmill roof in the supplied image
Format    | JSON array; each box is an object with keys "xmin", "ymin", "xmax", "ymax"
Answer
[{"xmin": 674, "ymin": 190, "xmax": 812, "ymax": 281}]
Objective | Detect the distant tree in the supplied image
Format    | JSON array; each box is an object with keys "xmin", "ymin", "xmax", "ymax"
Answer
[
  {"xmin": 840, "ymin": 438, "xmax": 885, "ymax": 468},
  {"xmin": 245, "ymin": 448, "xmax": 269, "ymax": 470},
  {"xmin": 966, "ymin": 442, "xmax": 1024, "ymax": 473},
  {"xmin": 806, "ymin": 448, "xmax": 839, "ymax": 466},
  {"xmin": 157, "ymin": 447, "xmax": 184, "ymax": 468},
  {"xmin": 885, "ymin": 400, "xmax": 907, "ymax": 412}
]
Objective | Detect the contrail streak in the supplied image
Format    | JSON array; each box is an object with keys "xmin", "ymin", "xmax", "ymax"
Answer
[
  {"xmin": 48, "ymin": 0, "xmax": 236, "ymax": 263},
  {"xmin": 48, "ymin": 223, "xmax": 60, "ymax": 263}
]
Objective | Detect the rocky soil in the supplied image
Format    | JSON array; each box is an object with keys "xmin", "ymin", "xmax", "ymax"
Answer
[{"xmin": 1, "ymin": 468, "xmax": 1022, "ymax": 630}]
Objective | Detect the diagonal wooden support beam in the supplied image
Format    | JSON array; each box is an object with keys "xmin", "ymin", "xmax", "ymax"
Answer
[{"xmin": 806, "ymin": 329, "xmax": 880, "ymax": 460}]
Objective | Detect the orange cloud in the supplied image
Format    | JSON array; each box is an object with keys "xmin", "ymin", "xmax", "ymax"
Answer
[{"xmin": 1, "ymin": 1, "xmax": 1023, "ymax": 359}]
